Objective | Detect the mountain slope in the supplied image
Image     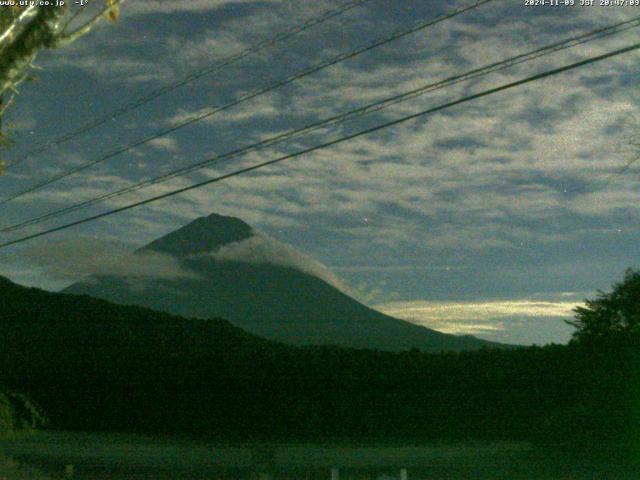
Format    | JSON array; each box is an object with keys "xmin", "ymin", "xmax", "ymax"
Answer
[
  {"xmin": 64, "ymin": 213, "xmax": 499, "ymax": 352},
  {"xmin": 0, "ymin": 273, "xmax": 276, "ymax": 358},
  {"xmin": 0, "ymin": 275, "xmax": 291, "ymax": 433},
  {"xmin": 2, "ymin": 276, "xmax": 626, "ymax": 451}
]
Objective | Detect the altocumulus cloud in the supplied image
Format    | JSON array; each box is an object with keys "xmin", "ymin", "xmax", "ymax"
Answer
[{"xmin": 23, "ymin": 239, "xmax": 200, "ymax": 283}]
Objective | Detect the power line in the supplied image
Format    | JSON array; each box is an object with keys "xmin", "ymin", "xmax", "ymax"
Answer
[
  {"xmin": 4, "ymin": 0, "xmax": 373, "ymax": 169},
  {"xmin": 2, "ymin": 16, "xmax": 639, "ymax": 234},
  {"xmin": 1, "ymin": 40, "xmax": 638, "ymax": 250},
  {"xmin": 0, "ymin": 0, "xmax": 495, "ymax": 204}
]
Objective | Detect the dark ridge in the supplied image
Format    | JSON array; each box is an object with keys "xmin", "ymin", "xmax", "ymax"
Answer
[
  {"xmin": 0, "ymin": 275, "xmax": 636, "ymax": 458},
  {"xmin": 140, "ymin": 213, "xmax": 254, "ymax": 256},
  {"xmin": 65, "ymin": 212, "xmax": 505, "ymax": 353}
]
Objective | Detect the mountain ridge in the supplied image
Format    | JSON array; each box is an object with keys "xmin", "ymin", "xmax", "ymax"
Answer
[
  {"xmin": 64, "ymin": 212, "xmax": 503, "ymax": 352},
  {"xmin": 139, "ymin": 212, "xmax": 254, "ymax": 256}
]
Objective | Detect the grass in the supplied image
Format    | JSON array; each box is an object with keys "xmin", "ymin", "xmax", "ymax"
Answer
[
  {"xmin": 0, "ymin": 452, "xmax": 54, "ymax": 480},
  {"xmin": 0, "ymin": 431, "xmax": 637, "ymax": 479}
]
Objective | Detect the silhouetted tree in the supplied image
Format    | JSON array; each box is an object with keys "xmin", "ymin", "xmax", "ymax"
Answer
[{"xmin": 567, "ymin": 268, "xmax": 640, "ymax": 344}]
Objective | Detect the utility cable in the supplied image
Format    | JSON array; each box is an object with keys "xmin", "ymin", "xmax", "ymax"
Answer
[
  {"xmin": 0, "ymin": 40, "xmax": 637, "ymax": 249},
  {"xmin": 1, "ymin": 16, "xmax": 638, "ymax": 234},
  {"xmin": 5, "ymin": 0, "xmax": 373, "ymax": 169},
  {"xmin": 0, "ymin": 0, "xmax": 495, "ymax": 202}
]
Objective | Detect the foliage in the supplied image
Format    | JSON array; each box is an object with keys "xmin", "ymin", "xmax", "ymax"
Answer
[
  {"xmin": 567, "ymin": 268, "xmax": 640, "ymax": 344},
  {"xmin": 0, "ymin": 393, "xmax": 13, "ymax": 433},
  {"xmin": 531, "ymin": 269, "xmax": 640, "ymax": 457},
  {"xmin": 0, "ymin": 390, "xmax": 46, "ymax": 434},
  {"xmin": 0, "ymin": 278, "xmax": 640, "ymax": 472},
  {"xmin": 0, "ymin": 454, "xmax": 54, "ymax": 480},
  {"xmin": 0, "ymin": 275, "xmax": 636, "ymax": 464},
  {"xmin": 0, "ymin": 1, "xmax": 123, "ymax": 144}
]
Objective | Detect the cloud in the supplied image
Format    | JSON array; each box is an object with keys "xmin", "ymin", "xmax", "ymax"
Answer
[
  {"xmin": 148, "ymin": 137, "xmax": 180, "ymax": 152},
  {"xmin": 5, "ymin": 0, "xmax": 639, "ymax": 301},
  {"xmin": 375, "ymin": 299, "xmax": 580, "ymax": 344},
  {"xmin": 167, "ymin": 92, "xmax": 281, "ymax": 127},
  {"xmin": 333, "ymin": 264, "xmax": 464, "ymax": 273},
  {"xmin": 124, "ymin": 0, "xmax": 279, "ymax": 16},
  {"xmin": 378, "ymin": 299, "xmax": 579, "ymax": 320},
  {"xmin": 22, "ymin": 238, "xmax": 199, "ymax": 283},
  {"xmin": 201, "ymin": 232, "xmax": 348, "ymax": 291},
  {"xmin": 48, "ymin": 54, "xmax": 176, "ymax": 83}
]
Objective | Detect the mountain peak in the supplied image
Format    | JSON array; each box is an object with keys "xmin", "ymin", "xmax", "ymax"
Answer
[
  {"xmin": 66, "ymin": 212, "xmax": 501, "ymax": 352},
  {"xmin": 141, "ymin": 213, "xmax": 254, "ymax": 256}
]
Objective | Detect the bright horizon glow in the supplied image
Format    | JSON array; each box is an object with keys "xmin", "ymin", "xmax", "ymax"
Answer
[{"xmin": 375, "ymin": 299, "xmax": 582, "ymax": 340}]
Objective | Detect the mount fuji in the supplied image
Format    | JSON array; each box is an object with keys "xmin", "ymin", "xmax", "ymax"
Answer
[{"xmin": 64, "ymin": 213, "xmax": 499, "ymax": 352}]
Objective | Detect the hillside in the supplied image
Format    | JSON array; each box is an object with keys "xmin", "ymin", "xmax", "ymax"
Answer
[
  {"xmin": 0, "ymin": 275, "xmax": 288, "ymax": 433},
  {"xmin": 64, "ymin": 213, "xmax": 498, "ymax": 352},
  {"xmin": 1, "ymin": 276, "xmax": 636, "ymax": 451}
]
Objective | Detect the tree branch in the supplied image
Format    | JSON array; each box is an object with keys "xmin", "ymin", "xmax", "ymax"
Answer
[
  {"xmin": 0, "ymin": 6, "xmax": 67, "ymax": 98},
  {"xmin": 0, "ymin": 5, "xmax": 38, "ymax": 51},
  {"xmin": 56, "ymin": 0, "xmax": 125, "ymax": 48}
]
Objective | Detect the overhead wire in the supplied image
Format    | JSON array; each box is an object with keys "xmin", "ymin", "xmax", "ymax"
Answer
[
  {"xmin": 0, "ymin": 0, "xmax": 496, "ymax": 204},
  {"xmin": 1, "ymin": 15, "xmax": 638, "ymax": 234},
  {"xmin": 4, "ymin": 0, "xmax": 373, "ymax": 169},
  {"xmin": 0, "ymin": 40, "xmax": 638, "ymax": 249}
]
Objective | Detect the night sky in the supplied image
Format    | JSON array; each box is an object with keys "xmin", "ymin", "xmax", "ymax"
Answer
[{"xmin": 1, "ymin": 0, "xmax": 639, "ymax": 345}]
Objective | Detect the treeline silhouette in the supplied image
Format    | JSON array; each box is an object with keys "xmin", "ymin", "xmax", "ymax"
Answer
[{"xmin": 0, "ymin": 276, "xmax": 637, "ymax": 457}]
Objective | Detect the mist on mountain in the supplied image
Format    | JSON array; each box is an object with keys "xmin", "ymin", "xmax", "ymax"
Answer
[{"xmin": 63, "ymin": 213, "xmax": 499, "ymax": 352}]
